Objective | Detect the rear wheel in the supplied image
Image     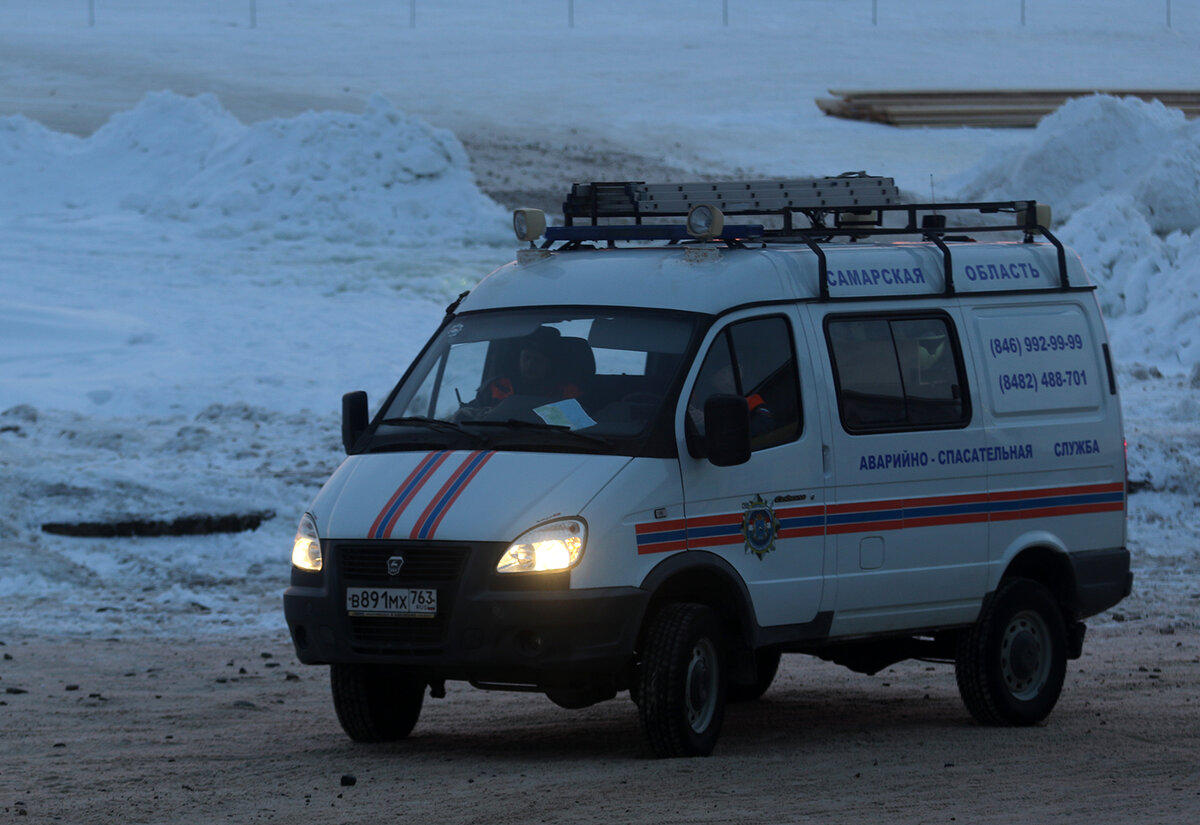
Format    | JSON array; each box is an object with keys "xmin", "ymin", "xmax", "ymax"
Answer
[
  {"xmin": 955, "ymin": 578, "xmax": 1067, "ymax": 726},
  {"xmin": 638, "ymin": 603, "xmax": 727, "ymax": 758},
  {"xmin": 330, "ymin": 664, "xmax": 425, "ymax": 742}
]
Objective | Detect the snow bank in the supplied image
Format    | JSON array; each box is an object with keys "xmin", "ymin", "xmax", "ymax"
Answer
[
  {"xmin": 0, "ymin": 91, "xmax": 510, "ymax": 247},
  {"xmin": 953, "ymin": 96, "xmax": 1200, "ymax": 370},
  {"xmin": 0, "ymin": 402, "xmax": 340, "ymax": 635}
]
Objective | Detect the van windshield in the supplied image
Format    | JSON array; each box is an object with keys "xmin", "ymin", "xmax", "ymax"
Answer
[{"xmin": 366, "ymin": 307, "xmax": 706, "ymax": 457}]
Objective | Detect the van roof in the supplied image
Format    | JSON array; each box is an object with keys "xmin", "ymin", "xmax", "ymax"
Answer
[{"xmin": 463, "ymin": 240, "xmax": 1091, "ymax": 316}]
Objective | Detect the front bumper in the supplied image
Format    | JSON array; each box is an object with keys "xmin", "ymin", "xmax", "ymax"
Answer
[{"xmin": 283, "ymin": 539, "xmax": 648, "ymax": 685}]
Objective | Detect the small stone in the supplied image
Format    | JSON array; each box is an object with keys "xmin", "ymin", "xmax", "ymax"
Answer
[
  {"xmin": 65, "ymin": 685, "xmax": 79, "ymax": 691},
  {"xmin": 5, "ymin": 687, "xmax": 27, "ymax": 695},
  {"xmin": 340, "ymin": 774, "xmax": 356, "ymax": 787},
  {"xmin": 285, "ymin": 672, "xmax": 300, "ymax": 681}
]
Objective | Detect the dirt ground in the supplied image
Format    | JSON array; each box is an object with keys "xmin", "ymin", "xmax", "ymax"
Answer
[{"xmin": 2, "ymin": 621, "xmax": 1197, "ymax": 825}]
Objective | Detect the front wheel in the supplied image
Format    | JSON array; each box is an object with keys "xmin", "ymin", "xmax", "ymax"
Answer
[
  {"xmin": 330, "ymin": 664, "xmax": 425, "ymax": 742},
  {"xmin": 638, "ymin": 603, "xmax": 728, "ymax": 758},
  {"xmin": 955, "ymin": 578, "xmax": 1067, "ymax": 726}
]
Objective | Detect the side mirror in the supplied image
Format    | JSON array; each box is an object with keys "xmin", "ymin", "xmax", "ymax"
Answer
[
  {"xmin": 342, "ymin": 391, "xmax": 368, "ymax": 454},
  {"xmin": 704, "ymin": 394, "xmax": 751, "ymax": 467}
]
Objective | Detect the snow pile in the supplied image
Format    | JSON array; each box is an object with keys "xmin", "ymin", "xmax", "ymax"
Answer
[
  {"xmin": 0, "ymin": 91, "xmax": 510, "ymax": 247},
  {"xmin": 953, "ymin": 95, "xmax": 1200, "ymax": 370}
]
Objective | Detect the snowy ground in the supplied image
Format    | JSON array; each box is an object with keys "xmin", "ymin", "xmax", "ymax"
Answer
[{"xmin": 1, "ymin": 0, "xmax": 1198, "ymax": 637}]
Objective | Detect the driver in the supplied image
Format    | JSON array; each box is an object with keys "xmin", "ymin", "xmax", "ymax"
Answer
[{"xmin": 480, "ymin": 327, "xmax": 584, "ymax": 404}]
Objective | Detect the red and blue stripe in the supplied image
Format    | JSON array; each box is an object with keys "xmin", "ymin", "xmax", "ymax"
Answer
[
  {"xmin": 369, "ymin": 450, "xmax": 451, "ymax": 539},
  {"xmin": 636, "ymin": 482, "xmax": 1123, "ymax": 555},
  {"xmin": 410, "ymin": 450, "xmax": 496, "ymax": 540}
]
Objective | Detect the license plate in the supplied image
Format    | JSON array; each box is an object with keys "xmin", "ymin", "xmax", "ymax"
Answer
[{"xmin": 345, "ymin": 587, "xmax": 437, "ymax": 618}]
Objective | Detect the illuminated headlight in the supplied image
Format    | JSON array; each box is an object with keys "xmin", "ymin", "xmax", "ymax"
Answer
[
  {"xmin": 291, "ymin": 512, "xmax": 322, "ymax": 572},
  {"xmin": 496, "ymin": 519, "xmax": 586, "ymax": 574}
]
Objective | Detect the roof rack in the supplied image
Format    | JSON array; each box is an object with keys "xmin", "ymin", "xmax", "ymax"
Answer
[
  {"xmin": 542, "ymin": 174, "xmax": 1069, "ymax": 298},
  {"xmin": 561, "ymin": 173, "xmax": 898, "ymax": 230}
]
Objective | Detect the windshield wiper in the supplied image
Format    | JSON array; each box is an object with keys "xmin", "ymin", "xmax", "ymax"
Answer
[
  {"xmin": 465, "ymin": 419, "xmax": 612, "ymax": 449},
  {"xmin": 378, "ymin": 416, "xmax": 483, "ymax": 443}
]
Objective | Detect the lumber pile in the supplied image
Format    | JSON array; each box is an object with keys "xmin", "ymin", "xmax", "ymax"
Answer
[{"xmin": 816, "ymin": 89, "xmax": 1200, "ymax": 128}]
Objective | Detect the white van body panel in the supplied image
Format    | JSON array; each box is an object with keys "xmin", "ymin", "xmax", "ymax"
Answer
[
  {"xmin": 672, "ymin": 305, "xmax": 828, "ymax": 628},
  {"xmin": 807, "ymin": 300, "xmax": 991, "ymax": 637},
  {"xmin": 574, "ymin": 457, "xmax": 686, "ymax": 589},
  {"xmin": 965, "ymin": 294, "xmax": 1126, "ymax": 591}
]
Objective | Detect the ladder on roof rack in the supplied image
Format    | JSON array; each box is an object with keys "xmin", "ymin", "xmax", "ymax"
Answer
[
  {"xmin": 563, "ymin": 173, "xmax": 899, "ymax": 229},
  {"xmin": 549, "ymin": 175, "xmax": 1070, "ymax": 299}
]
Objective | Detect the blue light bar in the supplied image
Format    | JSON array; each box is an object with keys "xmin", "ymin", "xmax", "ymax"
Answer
[{"xmin": 544, "ymin": 224, "xmax": 765, "ymax": 243}]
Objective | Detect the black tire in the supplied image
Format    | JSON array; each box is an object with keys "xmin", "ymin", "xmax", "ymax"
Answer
[
  {"xmin": 728, "ymin": 647, "xmax": 782, "ymax": 703},
  {"xmin": 955, "ymin": 578, "xmax": 1067, "ymax": 726},
  {"xmin": 330, "ymin": 664, "xmax": 425, "ymax": 742},
  {"xmin": 638, "ymin": 603, "xmax": 727, "ymax": 758}
]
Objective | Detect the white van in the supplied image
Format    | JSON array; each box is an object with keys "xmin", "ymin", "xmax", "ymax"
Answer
[{"xmin": 284, "ymin": 176, "xmax": 1131, "ymax": 757}]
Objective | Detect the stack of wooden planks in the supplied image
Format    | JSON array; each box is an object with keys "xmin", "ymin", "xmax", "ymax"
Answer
[{"xmin": 816, "ymin": 89, "xmax": 1200, "ymax": 128}]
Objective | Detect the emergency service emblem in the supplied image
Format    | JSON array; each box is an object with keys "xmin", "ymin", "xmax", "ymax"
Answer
[{"xmin": 741, "ymin": 494, "xmax": 780, "ymax": 560}]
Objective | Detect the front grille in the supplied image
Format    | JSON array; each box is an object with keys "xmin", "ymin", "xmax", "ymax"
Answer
[
  {"xmin": 332, "ymin": 541, "xmax": 473, "ymax": 654},
  {"xmin": 337, "ymin": 542, "xmax": 470, "ymax": 583}
]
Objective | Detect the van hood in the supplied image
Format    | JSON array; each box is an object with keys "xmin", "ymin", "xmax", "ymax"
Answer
[{"xmin": 315, "ymin": 450, "xmax": 632, "ymax": 543}]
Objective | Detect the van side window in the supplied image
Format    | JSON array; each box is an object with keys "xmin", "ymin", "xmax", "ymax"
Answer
[
  {"xmin": 827, "ymin": 314, "xmax": 968, "ymax": 433},
  {"xmin": 687, "ymin": 316, "xmax": 802, "ymax": 455}
]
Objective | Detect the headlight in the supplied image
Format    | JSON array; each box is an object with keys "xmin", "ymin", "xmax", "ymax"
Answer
[
  {"xmin": 291, "ymin": 512, "xmax": 322, "ymax": 572},
  {"xmin": 496, "ymin": 518, "xmax": 586, "ymax": 574}
]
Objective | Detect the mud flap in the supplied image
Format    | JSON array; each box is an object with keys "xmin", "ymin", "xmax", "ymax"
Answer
[{"xmin": 1067, "ymin": 621, "xmax": 1086, "ymax": 660}]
